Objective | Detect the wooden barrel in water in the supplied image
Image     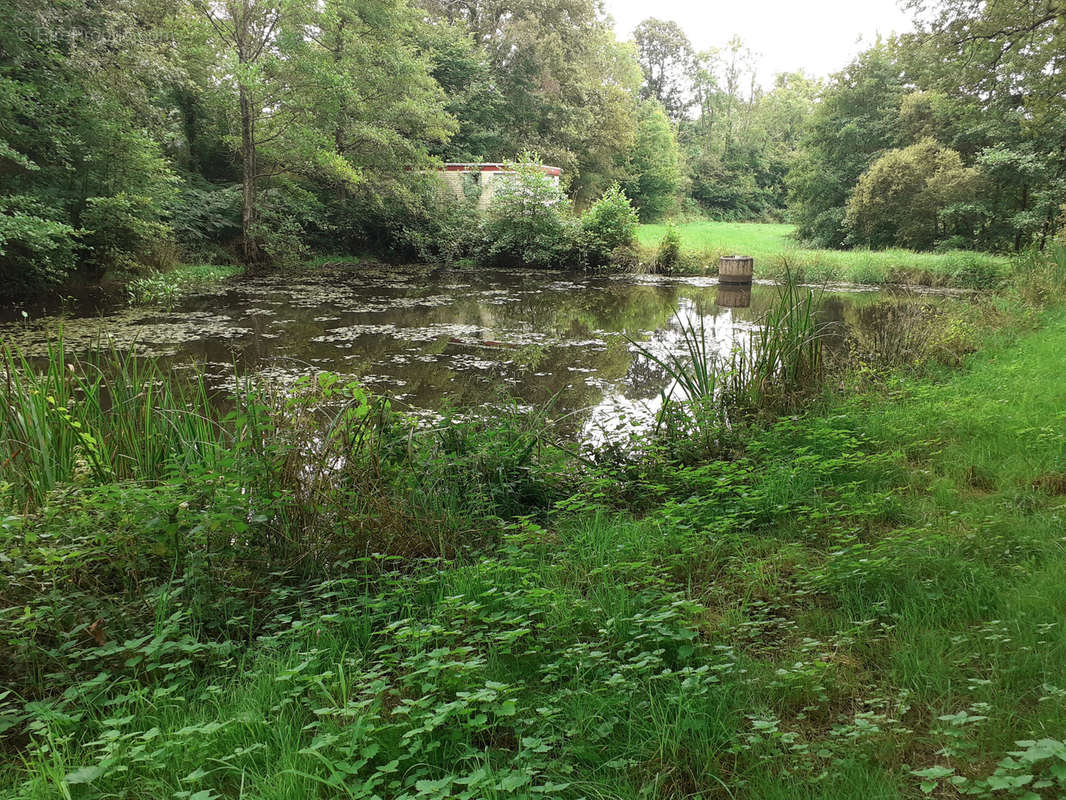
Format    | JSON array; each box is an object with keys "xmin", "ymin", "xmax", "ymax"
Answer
[
  {"xmin": 716, "ymin": 283, "xmax": 752, "ymax": 308},
  {"xmin": 718, "ymin": 255, "xmax": 754, "ymax": 284}
]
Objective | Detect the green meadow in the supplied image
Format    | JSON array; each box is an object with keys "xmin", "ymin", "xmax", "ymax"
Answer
[{"xmin": 638, "ymin": 221, "xmax": 1010, "ymax": 288}]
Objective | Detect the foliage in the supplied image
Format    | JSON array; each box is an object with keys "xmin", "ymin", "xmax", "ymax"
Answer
[
  {"xmin": 168, "ymin": 184, "xmax": 243, "ymax": 263},
  {"xmin": 913, "ymin": 738, "xmax": 1066, "ymax": 797},
  {"xmin": 630, "ymin": 270, "xmax": 826, "ymax": 453},
  {"xmin": 685, "ymin": 49, "xmax": 818, "ymax": 222},
  {"xmin": 0, "ymin": 0, "xmax": 180, "ymax": 294},
  {"xmin": 480, "ymin": 161, "xmax": 580, "ymax": 268},
  {"xmin": 788, "ymin": 42, "xmax": 907, "ymax": 248},
  {"xmin": 422, "ymin": 0, "xmax": 642, "ymax": 205},
  {"xmin": 845, "ymin": 139, "xmax": 981, "ymax": 251},
  {"xmin": 633, "ymin": 18, "xmax": 694, "ymax": 121},
  {"xmin": 126, "ymin": 264, "xmax": 242, "ymax": 308},
  {"xmin": 652, "ymin": 223, "xmax": 682, "ymax": 273},
  {"xmin": 636, "ymin": 221, "xmax": 1009, "ymax": 287},
  {"xmin": 731, "ymin": 268, "xmax": 825, "ymax": 409},
  {"xmin": 580, "ymin": 184, "xmax": 639, "ymax": 268},
  {"xmin": 0, "ymin": 341, "xmax": 229, "ymax": 507},
  {"xmin": 5, "ymin": 290, "xmax": 1066, "ymax": 795},
  {"xmin": 5, "ymin": 0, "xmax": 1065, "ymax": 290},
  {"xmin": 623, "ymin": 104, "xmax": 682, "ymax": 222},
  {"xmin": 0, "ymin": 197, "xmax": 80, "ymax": 295},
  {"xmin": 81, "ymin": 194, "xmax": 176, "ymax": 275},
  {"xmin": 388, "ymin": 178, "xmax": 484, "ymax": 262},
  {"xmin": 252, "ymin": 183, "xmax": 331, "ymax": 269}
]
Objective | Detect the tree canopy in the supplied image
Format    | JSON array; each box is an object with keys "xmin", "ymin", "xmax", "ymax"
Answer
[{"xmin": 2, "ymin": 0, "xmax": 1064, "ymax": 295}]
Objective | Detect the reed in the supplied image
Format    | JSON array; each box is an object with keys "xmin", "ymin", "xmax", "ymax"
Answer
[
  {"xmin": 731, "ymin": 267, "xmax": 825, "ymax": 409},
  {"xmin": 630, "ymin": 269, "xmax": 827, "ymax": 442},
  {"xmin": 0, "ymin": 337, "xmax": 230, "ymax": 506}
]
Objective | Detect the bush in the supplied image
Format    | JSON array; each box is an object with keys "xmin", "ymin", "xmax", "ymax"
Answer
[
  {"xmin": 481, "ymin": 160, "xmax": 581, "ymax": 269},
  {"xmin": 581, "ymin": 184, "xmax": 639, "ymax": 268},
  {"xmin": 253, "ymin": 182, "xmax": 330, "ymax": 268},
  {"xmin": 844, "ymin": 139, "xmax": 980, "ymax": 251},
  {"xmin": 653, "ymin": 223, "xmax": 682, "ymax": 273},
  {"xmin": 319, "ymin": 173, "xmax": 482, "ymax": 263},
  {"xmin": 169, "ymin": 183, "xmax": 242, "ymax": 263},
  {"xmin": 81, "ymin": 193, "xmax": 175, "ymax": 275},
  {"xmin": 0, "ymin": 195, "xmax": 79, "ymax": 296},
  {"xmin": 395, "ymin": 179, "xmax": 483, "ymax": 262}
]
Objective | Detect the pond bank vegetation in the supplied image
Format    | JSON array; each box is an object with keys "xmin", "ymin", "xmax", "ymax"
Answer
[
  {"xmin": 637, "ymin": 222, "xmax": 1012, "ymax": 289},
  {"xmin": 2, "ymin": 255, "xmax": 1065, "ymax": 798},
  {"xmin": 124, "ymin": 264, "xmax": 244, "ymax": 308}
]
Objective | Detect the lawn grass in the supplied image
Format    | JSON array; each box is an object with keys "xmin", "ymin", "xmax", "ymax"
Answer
[
  {"xmin": 638, "ymin": 221, "xmax": 1010, "ymax": 288},
  {"xmin": 3, "ymin": 292, "xmax": 1066, "ymax": 797}
]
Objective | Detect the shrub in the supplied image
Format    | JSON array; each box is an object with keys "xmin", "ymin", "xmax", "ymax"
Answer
[
  {"xmin": 481, "ymin": 160, "xmax": 581, "ymax": 269},
  {"xmin": 653, "ymin": 223, "xmax": 682, "ymax": 273},
  {"xmin": 253, "ymin": 183, "xmax": 330, "ymax": 268},
  {"xmin": 844, "ymin": 139, "xmax": 981, "ymax": 251},
  {"xmin": 395, "ymin": 179, "xmax": 483, "ymax": 262},
  {"xmin": 81, "ymin": 193, "xmax": 174, "ymax": 275},
  {"xmin": 169, "ymin": 183, "xmax": 242, "ymax": 263},
  {"xmin": 0, "ymin": 195, "xmax": 79, "ymax": 296},
  {"xmin": 322, "ymin": 173, "xmax": 482, "ymax": 263},
  {"xmin": 581, "ymin": 184, "xmax": 639, "ymax": 268}
]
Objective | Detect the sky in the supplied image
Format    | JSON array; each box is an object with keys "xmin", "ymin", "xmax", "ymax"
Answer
[{"xmin": 603, "ymin": 0, "xmax": 914, "ymax": 86}]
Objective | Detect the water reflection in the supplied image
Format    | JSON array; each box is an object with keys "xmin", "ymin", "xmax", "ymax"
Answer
[
  {"xmin": 0, "ymin": 265, "xmax": 968, "ymax": 438},
  {"xmin": 715, "ymin": 284, "xmax": 752, "ymax": 308}
]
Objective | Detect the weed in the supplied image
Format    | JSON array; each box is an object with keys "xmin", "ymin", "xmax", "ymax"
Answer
[
  {"xmin": 629, "ymin": 270, "xmax": 828, "ymax": 457},
  {"xmin": 4, "ymin": 268, "xmax": 1066, "ymax": 799},
  {"xmin": 126, "ymin": 263, "xmax": 241, "ymax": 308}
]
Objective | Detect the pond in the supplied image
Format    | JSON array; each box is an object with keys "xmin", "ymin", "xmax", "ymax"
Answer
[{"xmin": 0, "ymin": 265, "xmax": 969, "ymax": 440}]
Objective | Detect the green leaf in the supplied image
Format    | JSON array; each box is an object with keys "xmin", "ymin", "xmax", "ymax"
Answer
[
  {"xmin": 65, "ymin": 764, "xmax": 108, "ymax": 785},
  {"xmin": 496, "ymin": 773, "xmax": 531, "ymax": 791}
]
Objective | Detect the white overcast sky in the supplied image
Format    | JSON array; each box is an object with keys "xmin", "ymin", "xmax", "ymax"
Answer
[{"xmin": 603, "ymin": 0, "xmax": 915, "ymax": 85}]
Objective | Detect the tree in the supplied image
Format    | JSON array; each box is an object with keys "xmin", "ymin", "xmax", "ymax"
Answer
[
  {"xmin": 192, "ymin": 0, "xmax": 314, "ymax": 266},
  {"xmin": 190, "ymin": 0, "xmax": 452, "ymax": 265},
  {"xmin": 419, "ymin": 0, "xmax": 641, "ymax": 203},
  {"xmin": 632, "ymin": 18, "xmax": 694, "ymax": 122},
  {"xmin": 682, "ymin": 42, "xmax": 817, "ymax": 221},
  {"xmin": 788, "ymin": 40, "xmax": 907, "ymax": 246},
  {"xmin": 845, "ymin": 138, "xmax": 980, "ymax": 250},
  {"xmin": 623, "ymin": 103, "xmax": 681, "ymax": 222},
  {"xmin": 0, "ymin": 0, "xmax": 180, "ymax": 293},
  {"xmin": 899, "ymin": 0, "xmax": 1066, "ymax": 250}
]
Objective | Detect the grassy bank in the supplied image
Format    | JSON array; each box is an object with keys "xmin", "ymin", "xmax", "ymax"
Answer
[
  {"xmin": 638, "ymin": 222, "xmax": 1010, "ymax": 288},
  {"xmin": 2, "ymin": 275, "xmax": 1066, "ymax": 797}
]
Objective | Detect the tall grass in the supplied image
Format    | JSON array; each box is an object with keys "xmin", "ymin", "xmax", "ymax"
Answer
[
  {"xmin": 636, "ymin": 221, "xmax": 1010, "ymax": 287},
  {"xmin": 631, "ymin": 270, "xmax": 828, "ymax": 442},
  {"xmin": 0, "ymin": 338, "xmax": 230, "ymax": 506},
  {"xmin": 732, "ymin": 267, "xmax": 824, "ymax": 408}
]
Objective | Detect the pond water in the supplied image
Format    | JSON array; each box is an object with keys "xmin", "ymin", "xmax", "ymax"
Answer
[{"xmin": 0, "ymin": 265, "xmax": 968, "ymax": 439}]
